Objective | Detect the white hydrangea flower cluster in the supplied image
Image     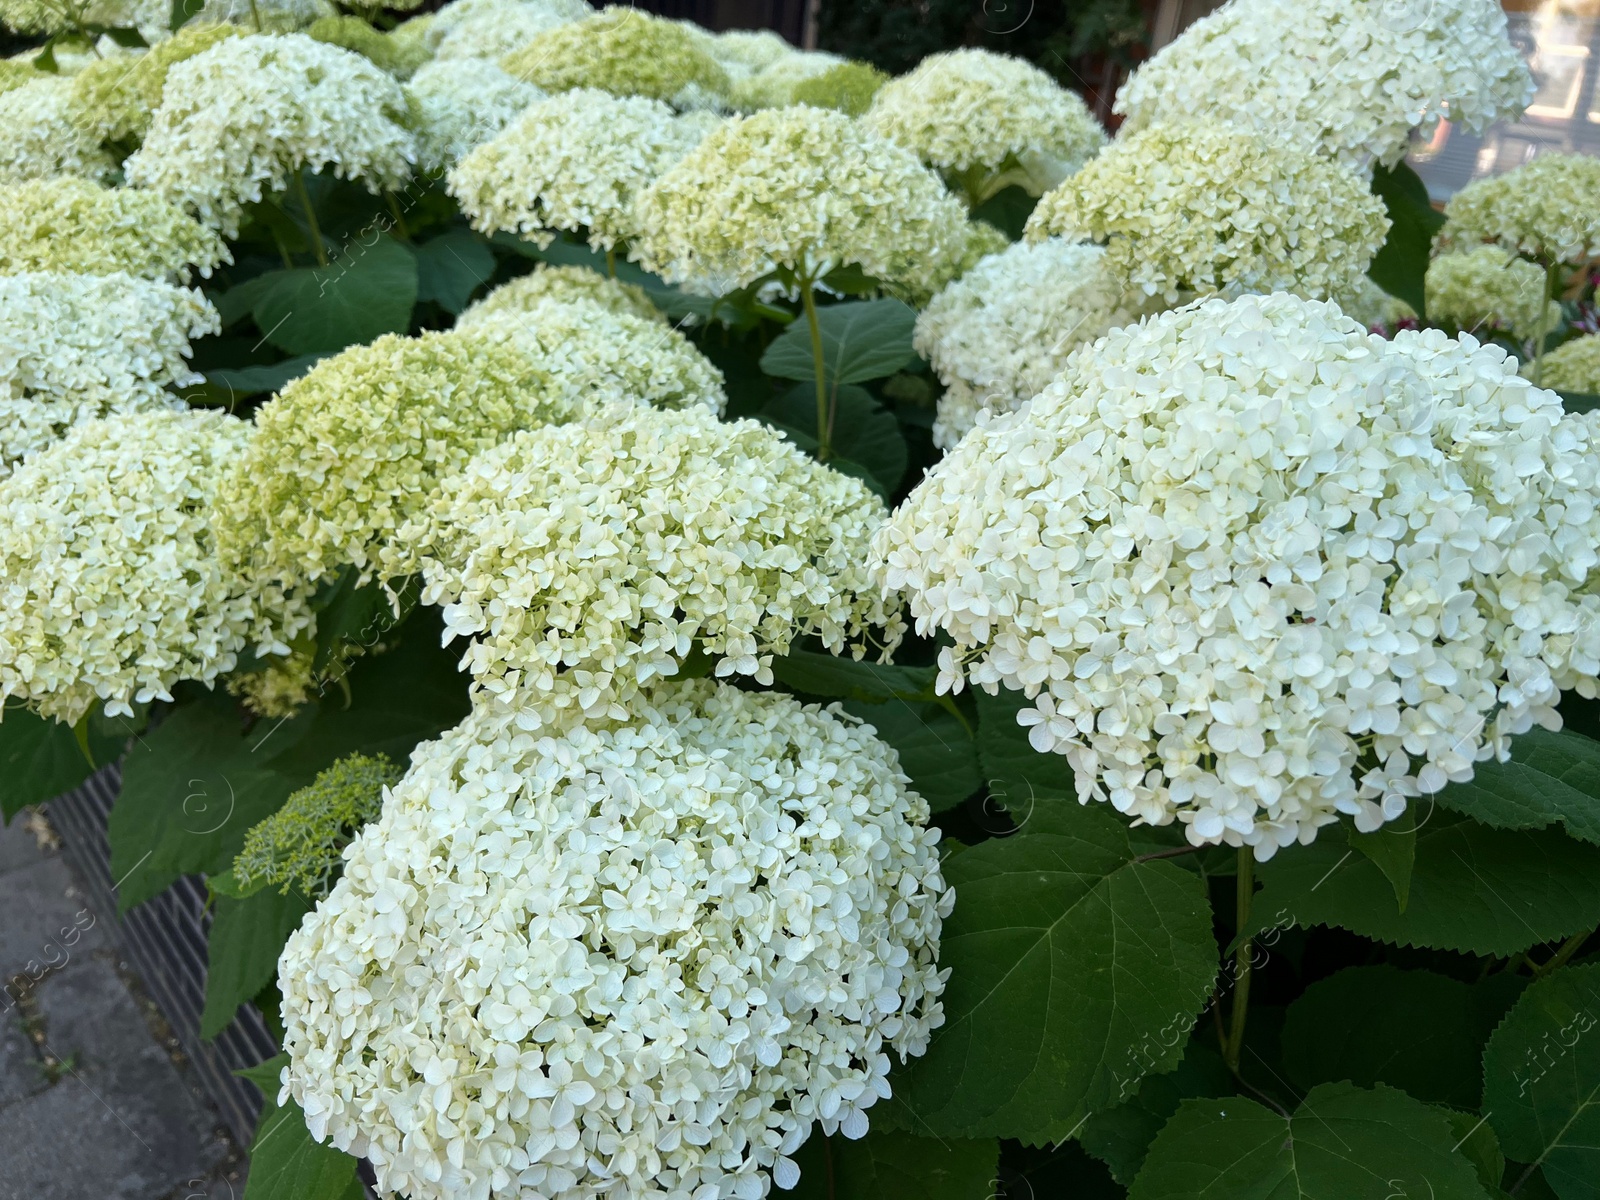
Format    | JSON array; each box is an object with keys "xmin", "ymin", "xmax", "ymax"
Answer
[
  {"xmin": 124, "ymin": 33, "xmax": 415, "ymax": 237},
  {"xmin": 0, "ymin": 410, "xmax": 312, "ymax": 723},
  {"xmin": 874, "ymin": 292, "xmax": 1600, "ymax": 857},
  {"xmin": 864, "ymin": 49, "xmax": 1106, "ymax": 200},
  {"xmin": 461, "ymin": 262, "xmax": 661, "ymax": 324},
  {"xmin": 916, "ymin": 238, "xmax": 1148, "ymax": 449},
  {"xmin": 413, "ymin": 405, "xmax": 903, "ymax": 724},
  {"xmin": 212, "ymin": 330, "xmax": 575, "ymax": 588},
  {"xmin": 429, "ymin": 0, "xmax": 592, "ymax": 62},
  {"xmin": 1024, "ymin": 122, "xmax": 1389, "ymax": 305},
  {"xmin": 633, "ymin": 105, "xmax": 970, "ymax": 296},
  {"xmin": 0, "ymin": 271, "xmax": 218, "ymax": 472},
  {"xmin": 1527, "ymin": 333, "xmax": 1600, "ymax": 394},
  {"xmin": 1113, "ymin": 0, "xmax": 1533, "ymax": 172},
  {"xmin": 278, "ymin": 677, "xmax": 950, "ymax": 1200},
  {"xmin": 708, "ymin": 27, "xmax": 793, "ymax": 80},
  {"xmin": 194, "ymin": 0, "xmax": 335, "ymax": 32},
  {"xmin": 0, "ymin": 177, "xmax": 229, "ymax": 281},
  {"xmin": 0, "ymin": 76, "xmax": 113, "ymax": 184},
  {"xmin": 455, "ymin": 296, "xmax": 725, "ymax": 414},
  {"xmin": 500, "ymin": 8, "xmax": 730, "ymax": 107},
  {"xmin": 0, "ymin": 0, "xmax": 165, "ymax": 37},
  {"xmin": 450, "ymin": 88, "xmax": 704, "ymax": 250},
  {"xmin": 727, "ymin": 48, "xmax": 842, "ymax": 109},
  {"xmin": 1425, "ymin": 246, "xmax": 1559, "ymax": 342},
  {"xmin": 1436, "ymin": 153, "xmax": 1600, "ymax": 266},
  {"xmin": 405, "ymin": 58, "xmax": 544, "ymax": 175}
]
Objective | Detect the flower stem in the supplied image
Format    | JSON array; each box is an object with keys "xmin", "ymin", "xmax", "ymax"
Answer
[
  {"xmin": 384, "ymin": 191, "xmax": 409, "ymax": 241},
  {"xmin": 800, "ymin": 279, "xmax": 830, "ymax": 461},
  {"xmin": 1533, "ymin": 928, "xmax": 1592, "ymax": 978},
  {"xmin": 605, "ymin": 248, "xmax": 617, "ymax": 278},
  {"xmin": 1223, "ymin": 847, "xmax": 1255, "ymax": 1073},
  {"xmin": 1534, "ymin": 259, "xmax": 1560, "ymax": 387},
  {"xmin": 247, "ymin": 0, "xmax": 263, "ymax": 32},
  {"xmin": 292, "ymin": 171, "xmax": 328, "ymax": 268}
]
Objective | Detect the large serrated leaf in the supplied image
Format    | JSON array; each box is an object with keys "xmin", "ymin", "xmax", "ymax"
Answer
[
  {"xmin": 413, "ymin": 228, "xmax": 496, "ymax": 314},
  {"xmin": 1, "ymin": 706, "xmax": 122, "ymax": 820},
  {"xmin": 1078, "ymin": 1042, "xmax": 1234, "ymax": 1185},
  {"xmin": 1436, "ymin": 727, "xmax": 1600, "ymax": 845},
  {"xmin": 841, "ymin": 699, "xmax": 980, "ymax": 812},
  {"xmin": 1368, "ymin": 160, "xmax": 1444, "ymax": 319},
  {"xmin": 888, "ymin": 803, "xmax": 1217, "ymax": 1143},
  {"xmin": 788, "ymin": 1129, "xmax": 998, "ymax": 1200},
  {"xmin": 1128, "ymin": 1082, "xmax": 1494, "ymax": 1200},
  {"xmin": 1250, "ymin": 813, "xmax": 1600, "ymax": 955},
  {"xmin": 1482, "ymin": 962, "xmax": 1600, "ymax": 1200},
  {"xmin": 760, "ymin": 298, "xmax": 917, "ymax": 385},
  {"xmin": 769, "ymin": 649, "xmax": 936, "ymax": 704},
  {"xmin": 975, "ymin": 686, "xmax": 1075, "ymax": 809},
  {"xmin": 251, "ymin": 233, "xmax": 417, "ymax": 355},
  {"xmin": 201, "ymin": 888, "xmax": 312, "ymax": 1039},
  {"xmin": 1280, "ymin": 965, "xmax": 1525, "ymax": 1108}
]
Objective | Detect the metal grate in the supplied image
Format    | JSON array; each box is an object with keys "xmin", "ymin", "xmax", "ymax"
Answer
[{"xmin": 46, "ymin": 766, "xmax": 280, "ymax": 1148}]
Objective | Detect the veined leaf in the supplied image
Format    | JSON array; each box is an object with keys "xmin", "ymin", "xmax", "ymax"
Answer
[
  {"xmin": 760, "ymin": 298, "xmax": 917, "ymax": 386},
  {"xmin": 1436, "ymin": 727, "xmax": 1600, "ymax": 845},
  {"xmin": 201, "ymin": 888, "xmax": 312, "ymax": 1039},
  {"xmin": 238, "ymin": 1055, "xmax": 364, "ymax": 1200}
]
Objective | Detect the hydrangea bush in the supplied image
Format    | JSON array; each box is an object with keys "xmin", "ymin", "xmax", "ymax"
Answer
[{"xmin": 4, "ymin": 2, "xmax": 1600, "ymax": 1200}]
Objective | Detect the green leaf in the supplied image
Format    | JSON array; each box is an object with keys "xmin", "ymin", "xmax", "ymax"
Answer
[
  {"xmin": 110, "ymin": 694, "xmax": 317, "ymax": 911},
  {"xmin": 889, "ymin": 803, "xmax": 1218, "ymax": 1142},
  {"xmin": 1078, "ymin": 1041, "xmax": 1234, "ymax": 1185},
  {"xmin": 974, "ymin": 686, "xmax": 1075, "ymax": 809},
  {"xmin": 212, "ymin": 274, "xmax": 281, "ymax": 327},
  {"xmin": 770, "ymin": 648, "xmax": 937, "ymax": 704},
  {"xmin": 1280, "ymin": 965, "xmax": 1525, "ymax": 1108},
  {"xmin": 1436, "ymin": 727, "xmax": 1600, "ymax": 845},
  {"xmin": 1250, "ymin": 813, "xmax": 1600, "ymax": 955},
  {"xmin": 787, "ymin": 1129, "xmax": 998, "ymax": 1199},
  {"xmin": 760, "ymin": 298, "xmax": 917, "ymax": 386},
  {"xmin": 200, "ymin": 888, "xmax": 312, "ymax": 1039},
  {"xmin": 1559, "ymin": 391, "xmax": 1600, "ymax": 415},
  {"xmin": 1482, "ymin": 962, "xmax": 1600, "ymax": 1200},
  {"xmin": 1351, "ymin": 805, "xmax": 1417, "ymax": 910},
  {"xmin": 1441, "ymin": 1108, "xmax": 1507, "ymax": 1198},
  {"xmin": 1, "ymin": 706, "xmax": 122, "ymax": 821},
  {"xmin": 310, "ymin": 568, "xmax": 414, "ymax": 674},
  {"xmin": 1368, "ymin": 160, "xmax": 1445, "ymax": 319},
  {"xmin": 1129, "ymin": 1082, "xmax": 1494, "ymax": 1200},
  {"xmin": 207, "ymin": 354, "xmax": 326, "ymax": 400},
  {"xmin": 970, "ymin": 185, "xmax": 1035, "ymax": 241},
  {"xmin": 413, "ymin": 228, "xmax": 496, "ymax": 314},
  {"xmin": 251, "ymin": 233, "xmax": 418, "ymax": 355},
  {"xmin": 763, "ymin": 383, "xmax": 908, "ymax": 496},
  {"xmin": 841, "ymin": 700, "xmax": 979, "ymax": 812},
  {"xmin": 238, "ymin": 1055, "xmax": 363, "ymax": 1200}
]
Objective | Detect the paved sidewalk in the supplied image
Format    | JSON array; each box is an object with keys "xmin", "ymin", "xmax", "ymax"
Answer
[{"xmin": 0, "ymin": 814, "xmax": 244, "ymax": 1200}]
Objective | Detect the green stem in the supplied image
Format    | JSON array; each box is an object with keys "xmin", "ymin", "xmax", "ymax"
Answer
[
  {"xmin": 1223, "ymin": 848, "xmax": 1255, "ymax": 1073},
  {"xmin": 71, "ymin": 714, "xmax": 96, "ymax": 770},
  {"xmin": 800, "ymin": 279, "xmax": 831, "ymax": 461},
  {"xmin": 384, "ymin": 191, "xmax": 409, "ymax": 241},
  {"xmin": 605, "ymin": 248, "xmax": 617, "ymax": 278},
  {"xmin": 1533, "ymin": 260, "xmax": 1560, "ymax": 387},
  {"xmin": 1534, "ymin": 928, "xmax": 1592, "ymax": 978},
  {"xmin": 247, "ymin": 0, "xmax": 263, "ymax": 32},
  {"xmin": 270, "ymin": 225, "xmax": 294, "ymax": 270},
  {"xmin": 292, "ymin": 172, "xmax": 328, "ymax": 268}
]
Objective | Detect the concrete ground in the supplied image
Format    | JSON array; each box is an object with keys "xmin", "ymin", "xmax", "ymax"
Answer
[{"xmin": 0, "ymin": 813, "xmax": 245, "ymax": 1200}]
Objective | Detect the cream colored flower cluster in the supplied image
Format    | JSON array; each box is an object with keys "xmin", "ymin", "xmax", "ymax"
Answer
[
  {"xmin": 194, "ymin": 0, "xmax": 334, "ymax": 32},
  {"xmin": 874, "ymin": 292, "xmax": 1600, "ymax": 857},
  {"xmin": 449, "ymin": 87, "xmax": 703, "ymax": 250},
  {"xmin": 0, "ymin": 177, "xmax": 229, "ymax": 281},
  {"xmin": 865, "ymin": 49, "xmax": 1106, "ymax": 200},
  {"xmin": 1527, "ymin": 333, "xmax": 1600, "ymax": 394},
  {"xmin": 916, "ymin": 238, "xmax": 1148, "ymax": 449},
  {"xmin": 413, "ymin": 405, "xmax": 903, "ymax": 724},
  {"xmin": 633, "ymin": 105, "xmax": 970, "ymax": 295},
  {"xmin": 1437, "ymin": 153, "xmax": 1600, "ymax": 266},
  {"xmin": 1025, "ymin": 122, "xmax": 1389, "ymax": 304},
  {"xmin": 212, "ymin": 330, "xmax": 575, "ymax": 589},
  {"xmin": 500, "ymin": 8, "xmax": 729, "ymax": 107},
  {"xmin": 67, "ymin": 22, "xmax": 239, "ymax": 144},
  {"xmin": 124, "ymin": 33, "xmax": 415, "ymax": 237},
  {"xmin": 456, "ymin": 295, "xmax": 725, "ymax": 414},
  {"xmin": 461, "ymin": 262, "xmax": 661, "ymax": 323},
  {"xmin": 1425, "ymin": 246, "xmax": 1559, "ymax": 342},
  {"xmin": 0, "ymin": 0, "xmax": 164, "ymax": 36},
  {"xmin": 278, "ymin": 677, "xmax": 950, "ymax": 1200},
  {"xmin": 0, "ymin": 410, "xmax": 312, "ymax": 723},
  {"xmin": 405, "ymin": 58, "xmax": 544, "ymax": 174},
  {"xmin": 0, "ymin": 76, "xmax": 113, "ymax": 184},
  {"xmin": 429, "ymin": 0, "xmax": 591, "ymax": 63},
  {"xmin": 707, "ymin": 27, "xmax": 793, "ymax": 79},
  {"xmin": 1114, "ymin": 0, "xmax": 1532, "ymax": 172},
  {"xmin": 0, "ymin": 270, "xmax": 218, "ymax": 472},
  {"xmin": 727, "ymin": 48, "xmax": 842, "ymax": 109}
]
